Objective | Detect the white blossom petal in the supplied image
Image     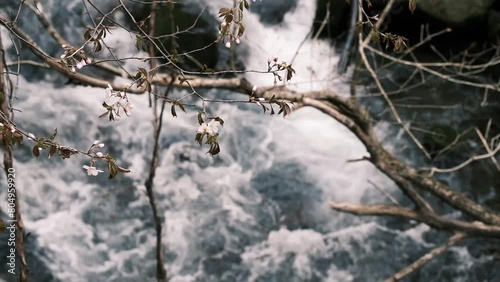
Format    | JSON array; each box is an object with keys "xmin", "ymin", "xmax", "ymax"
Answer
[
  {"xmin": 83, "ymin": 165, "xmax": 104, "ymax": 176},
  {"xmin": 76, "ymin": 60, "xmax": 86, "ymax": 69},
  {"xmin": 105, "ymin": 84, "xmax": 113, "ymax": 97},
  {"xmin": 197, "ymin": 123, "xmax": 209, "ymax": 134}
]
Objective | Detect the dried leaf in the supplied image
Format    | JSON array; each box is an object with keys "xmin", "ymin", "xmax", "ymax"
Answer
[
  {"xmin": 409, "ymin": 0, "xmax": 416, "ymax": 14},
  {"xmin": 171, "ymin": 104, "xmax": 177, "ymax": 117},
  {"xmin": 48, "ymin": 144, "xmax": 57, "ymax": 159},
  {"xmin": 32, "ymin": 145, "xmax": 40, "ymax": 158},
  {"xmin": 197, "ymin": 112, "xmax": 204, "ymax": 125},
  {"xmin": 50, "ymin": 128, "xmax": 58, "ymax": 141}
]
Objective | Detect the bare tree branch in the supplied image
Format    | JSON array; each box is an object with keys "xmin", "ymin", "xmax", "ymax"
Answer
[
  {"xmin": 144, "ymin": 2, "xmax": 168, "ymax": 281},
  {"xmin": 1, "ymin": 27, "xmax": 29, "ymax": 282},
  {"xmin": 329, "ymin": 202, "xmax": 500, "ymax": 237},
  {"xmin": 384, "ymin": 233, "xmax": 467, "ymax": 282}
]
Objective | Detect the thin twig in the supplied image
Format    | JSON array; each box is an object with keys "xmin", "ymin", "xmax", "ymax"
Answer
[
  {"xmin": 143, "ymin": 2, "xmax": 168, "ymax": 281},
  {"xmin": 385, "ymin": 233, "xmax": 467, "ymax": 282},
  {"xmin": 368, "ymin": 179, "xmax": 401, "ymax": 206}
]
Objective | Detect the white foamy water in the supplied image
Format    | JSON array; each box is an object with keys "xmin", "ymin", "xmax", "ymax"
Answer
[{"xmin": 0, "ymin": 1, "xmax": 494, "ymax": 281}]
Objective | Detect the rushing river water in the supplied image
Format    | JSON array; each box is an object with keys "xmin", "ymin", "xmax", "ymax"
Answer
[{"xmin": 0, "ymin": 0, "xmax": 498, "ymax": 281}]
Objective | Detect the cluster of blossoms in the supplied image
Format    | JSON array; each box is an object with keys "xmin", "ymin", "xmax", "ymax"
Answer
[
  {"xmin": 267, "ymin": 56, "xmax": 296, "ymax": 84},
  {"xmin": 197, "ymin": 119, "xmax": 221, "ymax": 136},
  {"xmin": 99, "ymin": 84, "xmax": 134, "ymax": 121},
  {"xmin": 0, "ymin": 122, "xmax": 23, "ymax": 148},
  {"xmin": 220, "ymin": 21, "xmax": 241, "ymax": 49},
  {"xmin": 218, "ymin": 0, "xmax": 264, "ymax": 48},
  {"xmin": 0, "ymin": 122, "xmax": 16, "ymax": 133},
  {"xmin": 267, "ymin": 56, "xmax": 287, "ymax": 70},
  {"xmin": 59, "ymin": 44, "xmax": 92, "ymax": 73},
  {"xmin": 82, "ymin": 140, "xmax": 105, "ymax": 176},
  {"xmin": 195, "ymin": 116, "xmax": 224, "ymax": 156}
]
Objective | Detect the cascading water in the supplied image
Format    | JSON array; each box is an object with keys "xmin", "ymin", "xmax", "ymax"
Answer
[{"xmin": 0, "ymin": 0, "xmax": 498, "ymax": 281}]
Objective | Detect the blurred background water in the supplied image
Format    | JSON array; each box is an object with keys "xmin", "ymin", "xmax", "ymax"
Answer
[{"xmin": 0, "ymin": 0, "xmax": 498, "ymax": 281}]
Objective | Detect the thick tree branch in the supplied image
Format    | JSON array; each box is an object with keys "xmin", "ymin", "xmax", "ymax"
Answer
[
  {"xmin": 249, "ymin": 87, "xmax": 500, "ymax": 225},
  {"xmin": 330, "ymin": 202, "xmax": 500, "ymax": 237},
  {"xmin": 1, "ymin": 28, "xmax": 29, "ymax": 282}
]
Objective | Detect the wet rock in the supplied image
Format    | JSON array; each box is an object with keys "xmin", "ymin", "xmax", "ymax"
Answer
[
  {"xmin": 416, "ymin": 0, "xmax": 496, "ymax": 25},
  {"xmin": 132, "ymin": 2, "xmax": 219, "ymax": 71},
  {"xmin": 250, "ymin": 0, "xmax": 298, "ymax": 25},
  {"xmin": 313, "ymin": 0, "xmax": 350, "ymax": 39}
]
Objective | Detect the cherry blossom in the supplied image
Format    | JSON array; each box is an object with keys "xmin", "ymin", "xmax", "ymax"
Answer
[
  {"xmin": 105, "ymin": 84, "xmax": 113, "ymax": 97},
  {"xmin": 82, "ymin": 165, "xmax": 104, "ymax": 176},
  {"xmin": 123, "ymin": 102, "xmax": 134, "ymax": 116},
  {"xmin": 76, "ymin": 59, "xmax": 86, "ymax": 69},
  {"xmin": 197, "ymin": 119, "xmax": 221, "ymax": 136}
]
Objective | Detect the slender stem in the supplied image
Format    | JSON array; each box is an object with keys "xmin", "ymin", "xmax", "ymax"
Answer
[{"xmin": 143, "ymin": 2, "xmax": 168, "ymax": 281}]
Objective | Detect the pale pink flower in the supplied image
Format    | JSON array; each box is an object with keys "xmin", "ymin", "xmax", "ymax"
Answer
[
  {"xmin": 76, "ymin": 59, "xmax": 86, "ymax": 69},
  {"xmin": 123, "ymin": 102, "xmax": 133, "ymax": 116},
  {"xmin": 197, "ymin": 120, "xmax": 221, "ymax": 136},
  {"xmin": 82, "ymin": 165, "xmax": 104, "ymax": 176},
  {"xmin": 105, "ymin": 84, "xmax": 113, "ymax": 97}
]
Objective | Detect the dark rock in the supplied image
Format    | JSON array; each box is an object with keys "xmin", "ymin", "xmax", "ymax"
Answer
[
  {"xmin": 417, "ymin": 0, "xmax": 495, "ymax": 25},
  {"xmin": 313, "ymin": 0, "xmax": 350, "ymax": 39},
  {"xmin": 250, "ymin": 0, "xmax": 298, "ymax": 25},
  {"xmin": 132, "ymin": 2, "xmax": 219, "ymax": 71}
]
